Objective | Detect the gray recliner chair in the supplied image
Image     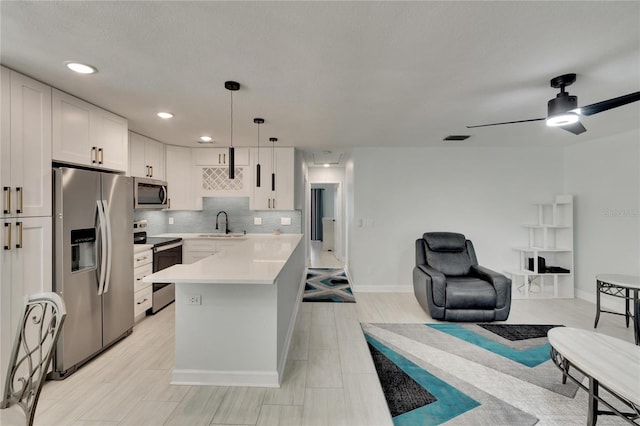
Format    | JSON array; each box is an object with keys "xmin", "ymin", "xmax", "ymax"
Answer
[{"xmin": 413, "ymin": 232, "xmax": 511, "ymax": 322}]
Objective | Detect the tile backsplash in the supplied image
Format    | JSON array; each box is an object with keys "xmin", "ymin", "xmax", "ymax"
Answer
[{"xmin": 134, "ymin": 197, "xmax": 301, "ymax": 236}]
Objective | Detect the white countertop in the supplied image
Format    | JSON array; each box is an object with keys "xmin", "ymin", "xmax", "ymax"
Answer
[{"xmin": 143, "ymin": 233, "xmax": 303, "ymax": 285}]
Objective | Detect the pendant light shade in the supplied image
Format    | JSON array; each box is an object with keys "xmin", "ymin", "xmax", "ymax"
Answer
[
  {"xmin": 225, "ymin": 81, "xmax": 240, "ymax": 179},
  {"xmin": 254, "ymin": 118, "xmax": 264, "ymax": 187},
  {"xmin": 269, "ymin": 137, "xmax": 278, "ymax": 191}
]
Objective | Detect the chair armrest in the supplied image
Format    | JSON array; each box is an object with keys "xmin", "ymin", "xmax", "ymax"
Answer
[
  {"xmin": 470, "ymin": 265, "xmax": 511, "ymax": 308},
  {"xmin": 416, "ymin": 264, "xmax": 447, "ymax": 307}
]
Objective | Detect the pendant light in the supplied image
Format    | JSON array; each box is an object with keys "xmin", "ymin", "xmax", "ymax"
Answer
[
  {"xmin": 254, "ymin": 118, "xmax": 264, "ymax": 187},
  {"xmin": 224, "ymin": 81, "xmax": 240, "ymax": 179},
  {"xmin": 269, "ymin": 137, "xmax": 278, "ymax": 191}
]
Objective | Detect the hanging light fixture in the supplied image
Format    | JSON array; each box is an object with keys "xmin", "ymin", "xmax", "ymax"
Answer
[
  {"xmin": 224, "ymin": 81, "xmax": 240, "ymax": 179},
  {"xmin": 269, "ymin": 137, "xmax": 278, "ymax": 191},
  {"xmin": 254, "ymin": 118, "xmax": 264, "ymax": 187}
]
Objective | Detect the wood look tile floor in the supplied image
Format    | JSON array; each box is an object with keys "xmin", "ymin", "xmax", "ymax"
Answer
[{"xmin": 20, "ymin": 244, "xmax": 635, "ymax": 426}]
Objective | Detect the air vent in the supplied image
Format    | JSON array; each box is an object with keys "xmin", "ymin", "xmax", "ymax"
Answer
[{"xmin": 443, "ymin": 135, "xmax": 471, "ymax": 141}]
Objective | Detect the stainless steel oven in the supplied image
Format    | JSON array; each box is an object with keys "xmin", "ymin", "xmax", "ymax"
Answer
[
  {"xmin": 150, "ymin": 240, "xmax": 182, "ymax": 313},
  {"xmin": 133, "ymin": 221, "xmax": 181, "ymax": 314}
]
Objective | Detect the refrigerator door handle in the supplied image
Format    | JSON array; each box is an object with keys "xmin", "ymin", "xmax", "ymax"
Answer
[
  {"xmin": 102, "ymin": 200, "xmax": 113, "ymax": 293},
  {"xmin": 96, "ymin": 200, "xmax": 107, "ymax": 295}
]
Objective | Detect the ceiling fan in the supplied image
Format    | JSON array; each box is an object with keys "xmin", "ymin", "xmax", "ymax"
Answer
[{"xmin": 467, "ymin": 73, "xmax": 640, "ymax": 135}]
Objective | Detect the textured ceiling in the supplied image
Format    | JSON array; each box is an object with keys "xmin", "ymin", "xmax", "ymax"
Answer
[{"xmin": 2, "ymin": 1, "xmax": 639, "ymax": 162}]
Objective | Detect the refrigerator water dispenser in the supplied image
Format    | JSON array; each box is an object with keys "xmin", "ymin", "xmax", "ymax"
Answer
[{"xmin": 71, "ymin": 228, "xmax": 96, "ymax": 272}]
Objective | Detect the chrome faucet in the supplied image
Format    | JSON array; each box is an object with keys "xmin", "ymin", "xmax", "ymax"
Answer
[{"xmin": 215, "ymin": 211, "xmax": 229, "ymax": 234}]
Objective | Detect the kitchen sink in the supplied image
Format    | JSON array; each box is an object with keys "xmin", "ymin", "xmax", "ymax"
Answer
[{"xmin": 197, "ymin": 233, "xmax": 246, "ymax": 239}]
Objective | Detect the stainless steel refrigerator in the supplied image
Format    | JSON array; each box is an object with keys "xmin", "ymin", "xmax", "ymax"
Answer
[{"xmin": 51, "ymin": 167, "xmax": 134, "ymax": 379}]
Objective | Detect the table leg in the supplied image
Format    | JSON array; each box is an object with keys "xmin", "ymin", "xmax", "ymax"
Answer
[
  {"xmin": 594, "ymin": 280, "xmax": 601, "ymax": 328},
  {"xmin": 625, "ymin": 288, "xmax": 630, "ymax": 327},
  {"xmin": 587, "ymin": 377, "xmax": 599, "ymax": 426}
]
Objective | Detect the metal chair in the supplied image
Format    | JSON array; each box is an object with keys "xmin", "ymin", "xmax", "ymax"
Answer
[{"xmin": 1, "ymin": 293, "xmax": 66, "ymax": 426}]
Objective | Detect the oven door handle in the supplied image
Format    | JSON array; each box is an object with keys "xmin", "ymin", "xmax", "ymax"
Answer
[{"xmin": 154, "ymin": 241, "xmax": 183, "ymax": 252}]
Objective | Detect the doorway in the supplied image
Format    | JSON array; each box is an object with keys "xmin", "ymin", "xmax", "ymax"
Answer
[{"xmin": 309, "ymin": 183, "xmax": 343, "ymax": 268}]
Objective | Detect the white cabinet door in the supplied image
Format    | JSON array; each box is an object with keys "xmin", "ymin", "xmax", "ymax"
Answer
[
  {"xmin": 52, "ymin": 89, "xmax": 93, "ymax": 167},
  {"xmin": 129, "ymin": 132, "xmax": 165, "ymax": 179},
  {"xmin": 145, "ymin": 139, "xmax": 165, "ymax": 180},
  {"xmin": 129, "ymin": 132, "xmax": 147, "ymax": 177},
  {"xmin": 166, "ymin": 145, "xmax": 200, "ymax": 210},
  {"xmin": 0, "ymin": 217, "xmax": 52, "ymax": 391},
  {"xmin": 193, "ymin": 147, "xmax": 249, "ymax": 166},
  {"xmin": 52, "ymin": 89, "xmax": 128, "ymax": 172},
  {"xmin": 250, "ymin": 147, "xmax": 294, "ymax": 210},
  {"xmin": 91, "ymin": 108, "xmax": 128, "ymax": 172},
  {"xmin": 1, "ymin": 68, "xmax": 52, "ymax": 218}
]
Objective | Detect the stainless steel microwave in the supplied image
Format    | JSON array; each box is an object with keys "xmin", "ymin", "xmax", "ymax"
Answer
[{"xmin": 133, "ymin": 177, "xmax": 168, "ymax": 209}]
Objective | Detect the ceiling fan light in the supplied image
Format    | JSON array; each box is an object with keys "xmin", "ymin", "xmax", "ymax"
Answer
[{"xmin": 546, "ymin": 113, "xmax": 579, "ymax": 127}]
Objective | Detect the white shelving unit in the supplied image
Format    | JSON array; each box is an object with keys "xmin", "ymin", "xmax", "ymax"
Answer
[{"xmin": 507, "ymin": 194, "xmax": 574, "ymax": 299}]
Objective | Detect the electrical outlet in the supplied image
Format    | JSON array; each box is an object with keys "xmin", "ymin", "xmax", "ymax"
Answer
[
  {"xmin": 186, "ymin": 294, "xmax": 201, "ymax": 305},
  {"xmin": 168, "ymin": 217, "xmax": 174, "ymax": 225},
  {"xmin": 281, "ymin": 217, "xmax": 291, "ymax": 225},
  {"xmin": 254, "ymin": 217, "xmax": 262, "ymax": 225}
]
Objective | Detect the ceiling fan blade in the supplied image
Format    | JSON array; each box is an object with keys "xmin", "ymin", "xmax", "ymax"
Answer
[
  {"xmin": 466, "ymin": 117, "xmax": 545, "ymax": 129},
  {"xmin": 560, "ymin": 121, "xmax": 587, "ymax": 135},
  {"xmin": 577, "ymin": 91, "xmax": 640, "ymax": 116}
]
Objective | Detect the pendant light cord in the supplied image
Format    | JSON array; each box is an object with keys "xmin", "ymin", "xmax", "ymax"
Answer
[{"xmin": 230, "ymin": 91, "xmax": 234, "ymax": 148}]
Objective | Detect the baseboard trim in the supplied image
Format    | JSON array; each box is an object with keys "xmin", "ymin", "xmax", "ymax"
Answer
[
  {"xmin": 171, "ymin": 369, "xmax": 280, "ymax": 387},
  {"xmin": 576, "ymin": 288, "xmax": 626, "ymax": 314},
  {"xmin": 353, "ymin": 285, "xmax": 413, "ymax": 293}
]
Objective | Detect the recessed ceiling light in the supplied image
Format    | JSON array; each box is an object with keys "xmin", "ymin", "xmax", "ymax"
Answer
[
  {"xmin": 199, "ymin": 136, "xmax": 212, "ymax": 142},
  {"xmin": 157, "ymin": 112, "xmax": 174, "ymax": 119},
  {"xmin": 323, "ymin": 164, "xmax": 330, "ymax": 168},
  {"xmin": 65, "ymin": 62, "xmax": 97, "ymax": 74}
]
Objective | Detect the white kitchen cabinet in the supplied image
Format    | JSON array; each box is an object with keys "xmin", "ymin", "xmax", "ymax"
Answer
[
  {"xmin": 166, "ymin": 145, "xmax": 201, "ymax": 210},
  {"xmin": 193, "ymin": 147, "xmax": 251, "ymax": 198},
  {"xmin": 133, "ymin": 248, "xmax": 153, "ymax": 321},
  {"xmin": 52, "ymin": 89, "xmax": 128, "ymax": 172},
  {"xmin": 1, "ymin": 67, "xmax": 52, "ymax": 218},
  {"xmin": 129, "ymin": 132, "xmax": 165, "ymax": 180},
  {"xmin": 182, "ymin": 239, "xmax": 242, "ymax": 264},
  {"xmin": 250, "ymin": 147, "xmax": 295, "ymax": 210},
  {"xmin": 193, "ymin": 147, "xmax": 249, "ymax": 166},
  {"xmin": 0, "ymin": 216, "xmax": 52, "ymax": 391}
]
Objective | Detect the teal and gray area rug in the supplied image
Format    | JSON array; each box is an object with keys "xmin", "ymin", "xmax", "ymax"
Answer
[
  {"xmin": 363, "ymin": 323, "xmax": 595, "ymax": 426},
  {"xmin": 303, "ymin": 268, "xmax": 355, "ymax": 303}
]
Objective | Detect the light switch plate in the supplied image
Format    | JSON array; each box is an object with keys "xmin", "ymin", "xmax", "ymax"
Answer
[
  {"xmin": 281, "ymin": 217, "xmax": 291, "ymax": 225},
  {"xmin": 254, "ymin": 217, "xmax": 262, "ymax": 225},
  {"xmin": 168, "ymin": 217, "xmax": 174, "ymax": 225}
]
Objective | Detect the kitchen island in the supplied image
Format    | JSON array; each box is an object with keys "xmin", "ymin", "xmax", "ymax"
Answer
[{"xmin": 143, "ymin": 233, "xmax": 305, "ymax": 387}]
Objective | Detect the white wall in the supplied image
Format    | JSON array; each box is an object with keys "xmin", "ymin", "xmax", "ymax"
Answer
[
  {"xmin": 563, "ymin": 129, "xmax": 640, "ymax": 307},
  {"xmin": 349, "ymin": 146, "xmax": 565, "ymax": 291}
]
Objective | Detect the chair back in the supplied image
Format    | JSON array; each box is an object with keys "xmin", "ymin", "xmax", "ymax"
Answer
[
  {"xmin": 1, "ymin": 292, "xmax": 66, "ymax": 426},
  {"xmin": 421, "ymin": 232, "xmax": 478, "ymax": 276}
]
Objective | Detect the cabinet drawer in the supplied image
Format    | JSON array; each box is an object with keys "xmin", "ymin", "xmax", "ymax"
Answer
[
  {"xmin": 134, "ymin": 287, "xmax": 152, "ymax": 317},
  {"xmin": 133, "ymin": 250, "xmax": 152, "ymax": 268},
  {"xmin": 134, "ymin": 263, "xmax": 153, "ymax": 292}
]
